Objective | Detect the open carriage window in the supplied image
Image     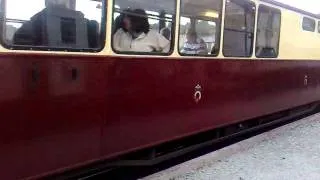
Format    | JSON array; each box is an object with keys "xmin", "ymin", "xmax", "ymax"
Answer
[
  {"xmin": 112, "ymin": 0, "xmax": 176, "ymax": 55},
  {"xmin": 2, "ymin": 0, "xmax": 105, "ymax": 52},
  {"xmin": 223, "ymin": 0, "xmax": 256, "ymax": 57},
  {"xmin": 179, "ymin": 0, "xmax": 222, "ymax": 56}
]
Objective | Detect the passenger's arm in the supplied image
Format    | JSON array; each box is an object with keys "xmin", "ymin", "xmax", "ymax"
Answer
[
  {"xmin": 112, "ymin": 29, "xmax": 122, "ymax": 51},
  {"xmin": 157, "ymin": 33, "xmax": 170, "ymax": 53}
]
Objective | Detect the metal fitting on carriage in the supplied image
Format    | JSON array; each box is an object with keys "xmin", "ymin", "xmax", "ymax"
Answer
[
  {"xmin": 304, "ymin": 75, "xmax": 308, "ymax": 86},
  {"xmin": 194, "ymin": 84, "xmax": 202, "ymax": 103}
]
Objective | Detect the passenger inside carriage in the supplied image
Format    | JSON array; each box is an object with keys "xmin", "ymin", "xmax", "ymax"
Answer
[
  {"xmin": 12, "ymin": 0, "xmax": 99, "ymax": 49},
  {"xmin": 180, "ymin": 27, "xmax": 208, "ymax": 55},
  {"xmin": 112, "ymin": 8, "xmax": 132, "ymax": 51},
  {"xmin": 113, "ymin": 9, "xmax": 170, "ymax": 53},
  {"xmin": 13, "ymin": 0, "xmax": 75, "ymax": 45}
]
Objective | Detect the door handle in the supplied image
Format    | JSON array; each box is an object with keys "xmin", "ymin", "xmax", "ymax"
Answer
[
  {"xmin": 31, "ymin": 64, "xmax": 40, "ymax": 83},
  {"xmin": 71, "ymin": 67, "xmax": 78, "ymax": 81}
]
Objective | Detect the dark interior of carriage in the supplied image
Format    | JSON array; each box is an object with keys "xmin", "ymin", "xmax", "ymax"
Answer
[{"xmin": 3, "ymin": 0, "xmax": 104, "ymax": 51}]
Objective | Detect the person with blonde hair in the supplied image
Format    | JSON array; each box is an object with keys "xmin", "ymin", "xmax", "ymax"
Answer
[{"xmin": 180, "ymin": 27, "xmax": 208, "ymax": 55}]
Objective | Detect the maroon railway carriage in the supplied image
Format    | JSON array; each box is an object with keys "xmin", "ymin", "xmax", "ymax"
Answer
[{"xmin": 1, "ymin": 0, "xmax": 320, "ymax": 179}]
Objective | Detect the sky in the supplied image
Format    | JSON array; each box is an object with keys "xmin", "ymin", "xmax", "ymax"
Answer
[{"xmin": 275, "ymin": 0, "xmax": 320, "ymax": 14}]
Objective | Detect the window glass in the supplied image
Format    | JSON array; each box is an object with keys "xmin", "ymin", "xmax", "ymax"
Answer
[
  {"xmin": 318, "ymin": 21, "xmax": 320, "ymax": 33},
  {"xmin": 3, "ymin": 0, "xmax": 105, "ymax": 51},
  {"xmin": 302, "ymin": 17, "xmax": 315, "ymax": 32},
  {"xmin": 179, "ymin": 0, "xmax": 222, "ymax": 56},
  {"xmin": 112, "ymin": 0, "xmax": 175, "ymax": 54},
  {"xmin": 223, "ymin": 0, "xmax": 256, "ymax": 57},
  {"xmin": 255, "ymin": 5, "xmax": 281, "ymax": 58}
]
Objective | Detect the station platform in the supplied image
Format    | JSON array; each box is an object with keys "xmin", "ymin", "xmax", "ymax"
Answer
[{"xmin": 141, "ymin": 113, "xmax": 320, "ymax": 180}]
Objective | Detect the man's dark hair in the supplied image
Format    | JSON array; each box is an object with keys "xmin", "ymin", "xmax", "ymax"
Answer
[{"xmin": 130, "ymin": 9, "xmax": 150, "ymax": 34}]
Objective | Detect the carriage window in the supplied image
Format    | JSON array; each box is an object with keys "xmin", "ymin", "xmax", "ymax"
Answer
[
  {"xmin": 255, "ymin": 5, "xmax": 281, "ymax": 58},
  {"xmin": 2, "ymin": 0, "xmax": 105, "ymax": 52},
  {"xmin": 223, "ymin": 0, "xmax": 256, "ymax": 57},
  {"xmin": 112, "ymin": 0, "xmax": 175, "ymax": 54},
  {"xmin": 179, "ymin": 0, "xmax": 222, "ymax": 56},
  {"xmin": 302, "ymin": 17, "xmax": 315, "ymax": 32}
]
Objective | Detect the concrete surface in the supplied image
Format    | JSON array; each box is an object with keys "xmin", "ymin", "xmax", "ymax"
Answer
[{"xmin": 141, "ymin": 113, "xmax": 320, "ymax": 180}]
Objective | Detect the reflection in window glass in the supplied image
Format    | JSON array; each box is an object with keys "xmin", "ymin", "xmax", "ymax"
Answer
[
  {"xmin": 302, "ymin": 17, "xmax": 315, "ymax": 32},
  {"xmin": 112, "ymin": 0, "xmax": 175, "ymax": 54},
  {"xmin": 256, "ymin": 5, "xmax": 281, "ymax": 58},
  {"xmin": 179, "ymin": 0, "xmax": 222, "ymax": 56},
  {"xmin": 223, "ymin": 0, "xmax": 256, "ymax": 57},
  {"xmin": 3, "ymin": 0, "xmax": 105, "ymax": 51}
]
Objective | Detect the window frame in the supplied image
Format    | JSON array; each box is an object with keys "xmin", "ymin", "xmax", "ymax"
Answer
[
  {"xmin": 222, "ymin": 0, "xmax": 256, "ymax": 58},
  {"xmin": 111, "ymin": 0, "xmax": 177, "ymax": 56},
  {"xmin": 255, "ymin": 4, "xmax": 281, "ymax": 58},
  {"xmin": 302, "ymin": 17, "xmax": 316, "ymax": 32},
  {"xmin": 177, "ymin": 0, "xmax": 223, "ymax": 57},
  {"xmin": 0, "ymin": 0, "xmax": 107, "ymax": 53}
]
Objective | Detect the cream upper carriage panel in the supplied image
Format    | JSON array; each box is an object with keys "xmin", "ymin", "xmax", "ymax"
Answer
[
  {"xmin": 260, "ymin": 0, "xmax": 320, "ymax": 60},
  {"xmin": 0, "ymin": 0, "xmax": 320, "ymax": 61},
  {"xmin": 109, "ymin": 0, "xmax": 320, "ymax": 60}
]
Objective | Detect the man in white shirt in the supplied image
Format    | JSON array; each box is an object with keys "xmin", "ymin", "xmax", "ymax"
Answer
[{"xmin": 113, "ymin": 9, "xmax": 170, "ymax": 53}]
